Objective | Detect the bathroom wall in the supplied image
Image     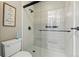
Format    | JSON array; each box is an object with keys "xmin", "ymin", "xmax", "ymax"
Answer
[
  {"xmin": 0, "ymin": 1, "xmax": 22, "ymax": 41},
  {"xmin": 22, "ymin": 2, "xmax": 34, "ymax": 51},
  {"xmin": 64, "ymin": 2, "xmax": 74, "ymax": 56},
  {"xmin": 0, "ymin": 1, "xmax": 22, "ymax": 56}
]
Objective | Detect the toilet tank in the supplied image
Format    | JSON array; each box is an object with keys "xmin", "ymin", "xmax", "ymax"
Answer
[{"xmin": 1, "ymin": 38, "xmax": 22, "ymax": 57}]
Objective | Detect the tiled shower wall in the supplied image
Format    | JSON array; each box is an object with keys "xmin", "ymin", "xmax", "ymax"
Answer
[
  {"xmin": 22, "ymin": 2, "xmax": 34, "ymax": 51},
  {"xmin": 64, "ymin": 2, "xmax": 73, "ymax": 56},
  {"xmin": 75, "ymin": 2, "xmax": 79, "ymax": 56}
]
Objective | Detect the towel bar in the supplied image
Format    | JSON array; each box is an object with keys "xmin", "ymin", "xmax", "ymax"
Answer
[{"xmin": 39, "ymin": 30, "xmax": 71, "ymax": 32}]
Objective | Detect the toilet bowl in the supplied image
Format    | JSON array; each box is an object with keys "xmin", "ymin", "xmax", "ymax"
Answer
[{"xmin": 1, "ymin": 38, "xmax": 32, "ymax": 57}]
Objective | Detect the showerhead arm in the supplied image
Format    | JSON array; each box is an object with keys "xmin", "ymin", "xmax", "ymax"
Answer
[{"xmin": 23, "ymin": 1, "xmax": 40, "ymax": 8}]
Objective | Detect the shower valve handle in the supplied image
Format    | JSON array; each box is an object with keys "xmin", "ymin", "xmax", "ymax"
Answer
[{"xmin": 71, "ymin": 27, "xmax": 79, "ymax": 31}]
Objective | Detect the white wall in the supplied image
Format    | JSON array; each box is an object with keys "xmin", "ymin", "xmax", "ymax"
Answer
[{"xmin": 22, "ymin": 2, "xmax": 34, "ymax": 51}]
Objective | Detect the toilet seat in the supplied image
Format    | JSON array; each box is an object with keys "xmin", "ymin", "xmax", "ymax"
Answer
[{"xmin": 11, "ymin": 51, "xmax": 32, "ymax": 57}]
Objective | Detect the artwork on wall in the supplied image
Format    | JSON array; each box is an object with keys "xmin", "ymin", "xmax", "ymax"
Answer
[{"xmin": 3, "ymin": 2, "xmax": 16, "ymax": 27}]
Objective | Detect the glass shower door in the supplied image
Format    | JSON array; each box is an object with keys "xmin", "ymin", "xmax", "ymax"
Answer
[{"xmin": 33, "ymin": 1, "xmax": 73, "ymax": 57}]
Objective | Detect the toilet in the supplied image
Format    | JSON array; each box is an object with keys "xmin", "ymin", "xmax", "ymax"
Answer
[{"xmin": 1, "ymin": 38, "xmax": 32, "ymax": 57}]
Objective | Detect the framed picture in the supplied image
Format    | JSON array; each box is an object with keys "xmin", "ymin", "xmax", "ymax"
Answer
[{"xmin": 3, "ymin": 2, "xmax": 16, "ymax": 27}]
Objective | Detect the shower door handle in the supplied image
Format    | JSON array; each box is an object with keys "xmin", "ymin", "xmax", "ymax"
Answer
[{"xmin": 71, "ymin": 27, "xmax": 79, "ymax": 31}]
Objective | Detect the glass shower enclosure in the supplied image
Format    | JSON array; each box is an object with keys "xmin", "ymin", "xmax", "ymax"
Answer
[{"xmin": 23, "ymin": 1, "xmax": 79, "ymax": 57}]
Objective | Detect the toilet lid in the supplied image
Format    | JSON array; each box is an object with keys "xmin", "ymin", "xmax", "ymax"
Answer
[{"xmin": 12, "ymin": 51, "xmax": 32, "ymax": 57}]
